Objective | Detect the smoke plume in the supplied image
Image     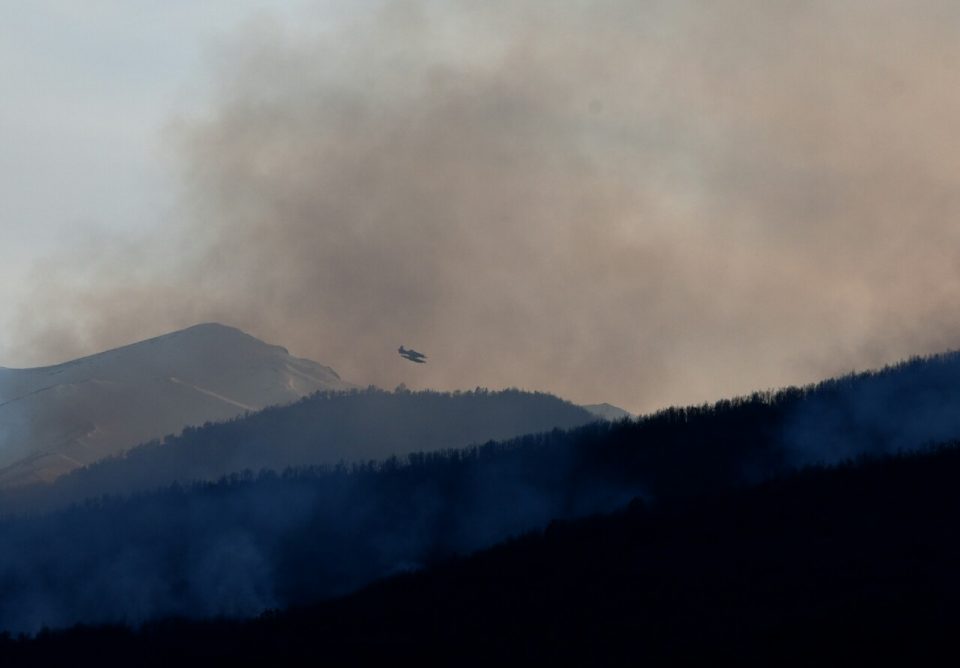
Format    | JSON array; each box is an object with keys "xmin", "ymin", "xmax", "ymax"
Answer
[{"xmin": 12, "ymin": 0, "xmax": 960, "ymax": 413}]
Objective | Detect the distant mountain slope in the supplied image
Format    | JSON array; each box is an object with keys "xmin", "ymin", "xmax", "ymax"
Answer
[
  {"xmin": 0, "ymin": 324, "xmax": 352, "ymax": 486},
  {"xmin": 582, "ymin": 402, "xmax": 634, "ymax": 421},
  {"xmin": 4, "ymin": 388, "xmax": 598, "ymax": 513}
]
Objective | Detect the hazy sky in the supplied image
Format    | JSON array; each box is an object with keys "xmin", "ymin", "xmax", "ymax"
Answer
[
  {"xmin": 0, "ymin": 2, "xmax": 306, "ymax": 325},
  {"xmin": 5, "ymin": 1, "xmax": 960, "ymax": 414}
]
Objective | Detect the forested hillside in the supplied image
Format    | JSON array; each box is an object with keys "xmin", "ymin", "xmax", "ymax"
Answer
[
  {"xmin": 0, "ymin": 387, "xmax": 597, "ymax": 514},
  {"xmin": 7, "ymin": 443, "xmax": 960, "ymax": 665},
  {"xmin": 4, "ymin": 351, "xmax": 960, "ymax": 635}
]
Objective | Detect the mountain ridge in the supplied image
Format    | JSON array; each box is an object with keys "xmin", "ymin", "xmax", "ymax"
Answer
[
  {"xmin": 1, "ymin": 387, "xmax": 599, "ymax": 514},
  {"xmin": 0, "ymin": 323, "xmax": 353, "ymax": 486},
  {"xmin": 2, "ymin": 346, "xmax": 960, "ymax": 632}
]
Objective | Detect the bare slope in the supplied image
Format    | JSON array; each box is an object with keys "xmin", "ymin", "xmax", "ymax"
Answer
[{"xmin": 0, "ymin": 323, "xmax": 352, "ymax": 485}]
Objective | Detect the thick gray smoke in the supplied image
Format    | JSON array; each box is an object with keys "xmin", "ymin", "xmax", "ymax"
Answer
[{"xmin": 12, "ymin": 0, "xmax": 960, "ymax": 413}]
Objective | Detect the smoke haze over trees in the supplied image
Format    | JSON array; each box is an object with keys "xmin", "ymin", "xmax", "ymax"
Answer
[
  {"xmin": 0, "ymin": 387, "xmax": 597, "ymax": 513},
  {"xmin": 8, "ymin": 421, "xmax": 960, "ymax": 663},
  {"xmin": 5, "ymin": 350, "xmax": 960, "ymax": 632},
  {"xmin": 6, "ymin": 3, "xmax": 960, "ymax": 663}
]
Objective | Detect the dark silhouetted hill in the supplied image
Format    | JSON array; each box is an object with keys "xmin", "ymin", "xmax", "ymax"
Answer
[
  {"xmin": 4, "ymin": 350, "xmax": 960, "ymax": 635},
  {"xmin": 6, "ymin": 443, "xmax": 960, "ymax": 665},
  {"xmin": 0, "ymin": 387, "xmax": 597, "ymax": 514}
]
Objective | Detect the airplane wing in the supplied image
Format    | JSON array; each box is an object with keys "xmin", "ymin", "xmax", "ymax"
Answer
[{"xmin": 398, "ymin": 346, "xmax": 427, "ymax": 363}]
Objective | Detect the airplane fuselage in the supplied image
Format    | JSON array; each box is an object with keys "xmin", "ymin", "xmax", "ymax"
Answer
[{"xmin": 399, "ymin": 345, "xmax": 427, "ymax": 363}]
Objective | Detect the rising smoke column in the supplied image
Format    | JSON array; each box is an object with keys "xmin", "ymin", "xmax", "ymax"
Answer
[{"xmin": 13, "ymin": 0, "xmax": 960, "ymax": 413}]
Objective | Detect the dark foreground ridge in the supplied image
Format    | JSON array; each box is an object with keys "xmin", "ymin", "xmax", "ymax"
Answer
[
  {"xmin": 5, "ymin": 351, "xmax": 960, "ymax": 639},
  {"xmin": 5, "ymin": 443, "xmax": 960, "ymax": 665}
]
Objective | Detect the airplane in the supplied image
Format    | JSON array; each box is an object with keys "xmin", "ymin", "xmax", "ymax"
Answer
[{"xmin": 398, "ymin": 345, "xmax": 427, "ymax": 364}]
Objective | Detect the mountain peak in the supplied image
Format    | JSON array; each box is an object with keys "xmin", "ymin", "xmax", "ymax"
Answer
[
  {"xmin": 183, "ymin": 321, "xmax": 236, "ymax": 332},
  {"xmin": 112, "ymin": 321, "xmax": 274, "ymax": 353},
  {"xmin": 162, "ymin": 322, "xmax": 255, "ymax": 339},
  {"xmin": 582, "ymin": 403, "xmax": 635, "ymax": 421},
  {"xmin": 2, "ymin": 323, "xmax": 272, "ymax": 374},
  {"xmin": 0, "ymin": 324, "xmax": 353, "ymax": 486},
  {"xmin": 171, "ymin": 322, "xmax": 292, "ymax": 355}
]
